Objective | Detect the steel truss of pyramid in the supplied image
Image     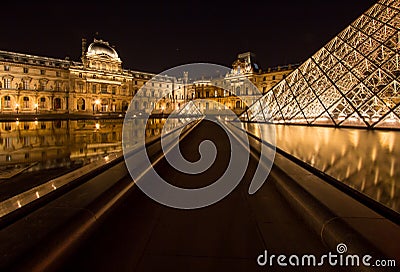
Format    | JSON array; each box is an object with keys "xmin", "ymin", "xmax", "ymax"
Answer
[
  {"xmin": 176, "ymin": 101, "xmax": 203, "ymax": 117},
  {"xmin": 241, "ymin": 0, "xmax": 400, "ymax": 129}
]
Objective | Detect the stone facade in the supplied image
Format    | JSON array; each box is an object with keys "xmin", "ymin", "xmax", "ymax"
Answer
[{"xmin": 0, "ymin": 40, "xmax": 297, "ymax": 116}]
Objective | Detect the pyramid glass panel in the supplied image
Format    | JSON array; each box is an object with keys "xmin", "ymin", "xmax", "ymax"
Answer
[
  {"xmin": 177, "ymin": 101, "xmax": 203, "ymax": 117},
  {"xmin": 241, "ymin": 0, "xmax": 400, "ymax": 128}
]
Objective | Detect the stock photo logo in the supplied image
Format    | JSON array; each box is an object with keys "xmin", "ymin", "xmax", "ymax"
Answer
[{"xmin": 122, "ymin": 63, "xmax": 276, "ymax": 209}]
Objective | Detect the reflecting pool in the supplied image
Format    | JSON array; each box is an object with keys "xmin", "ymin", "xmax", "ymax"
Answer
[{"xmin": 249, "ymin": 124, "xmax": 400, "ymax": 213}]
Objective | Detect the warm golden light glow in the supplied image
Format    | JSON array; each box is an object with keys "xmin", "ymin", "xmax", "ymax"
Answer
[{"xmin": 242, "ymin": 2, "xmax": 400, "ymax": 129}]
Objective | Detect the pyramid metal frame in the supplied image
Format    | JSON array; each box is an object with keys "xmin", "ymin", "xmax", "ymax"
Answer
[
  {"xmin": 241, "ymin": 0, "xmax": 400, "ymax": 129},
  {"xmin": 176, "ymin": 100, "xmax": 203, "ymax": 117}
]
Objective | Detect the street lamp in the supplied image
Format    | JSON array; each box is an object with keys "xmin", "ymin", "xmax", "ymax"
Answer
[{"xmin": 15, "ymin": 103, "xmax": 19, "ymax": 114}]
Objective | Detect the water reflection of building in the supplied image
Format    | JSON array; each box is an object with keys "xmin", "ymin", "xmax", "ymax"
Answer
[
  {"xmin": 1, "ymin": 39, "xmax": 296, "ymax": 116},
  {"xmin": 0, "ymin": 119, "xmax": 169, "ymax": 169},
  {"xmin": 0, "ymin": 120, "xmax": 70, "ymax": 167}
]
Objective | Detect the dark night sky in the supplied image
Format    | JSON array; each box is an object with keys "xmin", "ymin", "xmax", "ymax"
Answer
[{"xmin": 0, "ymin": 0, "xmax": 377, "ymax": 73}]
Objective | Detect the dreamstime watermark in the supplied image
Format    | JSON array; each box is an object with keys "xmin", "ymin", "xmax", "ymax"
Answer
[
  {"xmin": 257, "ymin": 243, "xmax": 396, "ymax": 268},
  {"xmin": 122, "ymin": 63, "xmax": 276, "ymax": 209}
]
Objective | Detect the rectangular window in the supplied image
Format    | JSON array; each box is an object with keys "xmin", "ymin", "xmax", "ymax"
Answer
[
  {"xmin": 56, "ymin": 82, "xmax": 61, "ymax": 91},
  {"xmin": 40, "ymin": 69, "xmax": 45, "ymax": 75},
  {"xmin": 92, "ymin": 85, "xmax": 97, "ymax": 94},
  {"xmin": 39, "ymin": 81, "xmax": 46, "ymax": 91},
  {"xmin": 23, "ymin": 67, "xmax": 28, "ymax": 73},
  {"xmin": 101, "ymin": 84, "xmax": 108, "ymax": 94},
  {"xmin": 56, "ymin": 71, "xmax": 61, "ymax": 77},
  {"xmin": 78, "ymin": 84, "xmax": 83, "ymax": 92},
  {"xmin": 4, "ymin": 78, "xmax": 11, "ymax": 89},
  {"xmin": 112, "ymin": 86, "xmax": 116, "ymax": 95},
  {"xmin": 23, "ymin": 80, "xmax": 29, "ymax": 90},
  {"xmin": 4, "ymin": 65, "xmax": 10, "ymax": 71}
]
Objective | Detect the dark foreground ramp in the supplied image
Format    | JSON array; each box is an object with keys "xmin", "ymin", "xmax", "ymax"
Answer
[{"xmin": 58, "ymin": 119, "xmax": 338, "ymax": 272}]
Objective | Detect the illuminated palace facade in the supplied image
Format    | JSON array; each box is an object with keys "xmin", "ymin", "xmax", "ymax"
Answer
[
  {"xmin": 191, "ymin": 52, "xmax": 297, "ymax": 115},
  {"xmin": 0, "ymin": 39, "xmax": 295, "ymax": 115}
]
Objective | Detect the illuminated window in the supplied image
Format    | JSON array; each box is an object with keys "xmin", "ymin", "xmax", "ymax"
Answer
[
  {"xmin": 3, "ymin": 78, "xmax": 11, "ymax": 89},
  {"xmin": 23, "ymin": 80, "xmax": 29, "ymax": 90},
  {"xmin": 40, "ymin": 97, "xmax": 46, "ymax": 108},
  {"xmin": 39, "ymin": 81, "xmax": 46, "ymax": 91},
  {"xmin": 4, "ymin": 96, "xmax": 11, "ymax": 108},
  {"xmin": 101, "ymin": 84, "xmax": 108, "ymax": 94},
  {"xmin": 23, "ymin": 97, "xmax": 29, "ymax": 108},
  {"xmin": 92, "ymin": 84, "xmax": 97, "ymax": 94},
  {"xmin": 4, "ymin": 65, "xmax": 10, "ymax": 71}
]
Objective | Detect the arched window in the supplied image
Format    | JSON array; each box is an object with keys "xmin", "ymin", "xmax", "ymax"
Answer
[
  {"xmin": 39, "ymin": 97, "xmax": 46, "ymax": 108},
  {"xmin": 4, "ymin": 96, "xmax": 11, "ymax": 108},
  {"xmin": 54, "ymin": 98, "xmax": 61, "ymax": 110},
  {"xmin": 77, "ymin": 98, "xmax": 85, "ymax": 110},
  {"xmin": 23, "ymin": 97, "xmax": 29, "ymax": 108},
  {"xmin": 236, "ymin": 101, "xmax": 241, "ymax": 109}
]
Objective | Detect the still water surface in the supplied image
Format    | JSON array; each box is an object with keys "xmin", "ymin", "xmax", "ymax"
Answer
[
  {"xmin": 0, "ymin": 118, "xmax": 174, "ymax": 200},
  {"xmin": 1, "ymin": 118, "xmax": 399, "ymax": 213},
  {"xmin": 248, "ymin": 123, "xmax": 400, "ymax": 213}
]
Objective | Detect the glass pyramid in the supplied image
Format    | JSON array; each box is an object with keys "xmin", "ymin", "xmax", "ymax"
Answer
[
  {"xmin": 241, "ymin": 0, "xmax": 400, "ymax": 129},
  {"xmin": 176, "ymin": 101, "xmax": 203, "ymax": 117}
]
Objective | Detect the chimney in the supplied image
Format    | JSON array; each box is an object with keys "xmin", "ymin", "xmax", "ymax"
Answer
[{"xmin": 81, "ymin": 38, "xmax": 87, "ymax": 57}]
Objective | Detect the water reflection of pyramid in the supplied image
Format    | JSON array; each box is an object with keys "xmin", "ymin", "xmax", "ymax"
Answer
[{"xmin": 241, "ymin": 0, "xmax": 400, "ymax": 129}]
